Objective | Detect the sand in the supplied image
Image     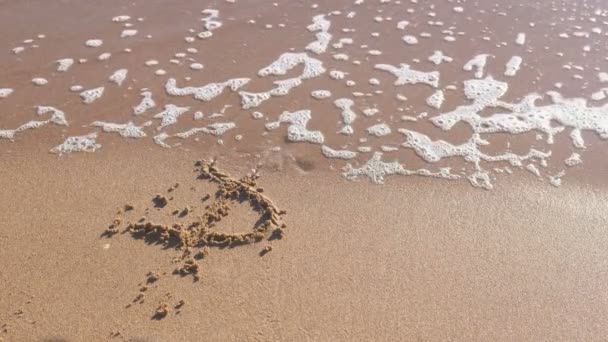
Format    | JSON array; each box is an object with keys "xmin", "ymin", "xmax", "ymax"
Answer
[
  {"xmin": 2, "ymin": 0, "xmax": 608, "ymax": 340},
  {"xmin": 0, "ymin": 143, "xmax": 607, "ymax": 341}
]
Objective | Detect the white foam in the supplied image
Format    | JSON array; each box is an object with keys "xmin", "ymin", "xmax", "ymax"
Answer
[
  {"xmin": 463, "ymin": 54, "xmax": 490, "ymax": 78},
  {"xmin": 366, "ymin": 123, "xmax": 391, "ymax": 137},
  {"xmin": 50, "ymin": 133, "xmax": 101, "ymax": 154},
  {"xmin": 426, "ymin": 90, "xmax": 445, "ymax": 109},
  {"xmin": 329, "ymin": 70, "xmax": 346, "ymax": 80},
  {"xmin": 548, "ymin": 171, "xmax": 566, "ymax": 187},
  {"xmin": 153, "ymin": 104, "xmax": 190, "ymax": 129},
  {"xmin": 112, "ymin": 15, "xmax": 131, "ymax": 22},
  {"xmin": 504, "ymin": 56, "xmax": 523, "ymax": 77},
  {"xmin": 306, "ymin": 15, "xmax": 332, "ymax": 54},
  {"xmin": 515, "ymin": 32, "xmax": 526, "ymax": 45},
  {"xmin": 251, "ymin": 111, "xmax": 264, "ymax": 119},
  {"xmin": 133, "ymin": 91, "xmax": 155, "ymax": 115},
  {"xmin": 564, "ymin": 153, "xmax": 582, "ymax": 166},
  {"xmin": 70, "ymin": 85, "xmax": 83, "ymax": 92},
  {"xmin": 121, "ymin": 29, "xmax": 138, "ymax": 38},
  {"xmin": 153, "ymin": 132, "xmax": 172, "ymax": 148},
  {"xmin": 375, "ymin": 63, "xmax": 439, "ymax": 88},
  {"xmin": 145, "ymin": 60, "xmax": 159, "ymax": 66},
  {"xmin": 190, "ymin": 63, "xmax": 204, "ymax": 70},
  {"xmin": 334, "ymin": 98, "xmax": 357, "ymax": 127},
  {"xmin": 428, "ymin": 51, "xmax": 453, "ymax": 65},
  {"xmin": 362, "ymin": 108, "xmax": 379, "ymax": 117},
  {"xmin": 591, "ymin": 88, "xmax": 608, "ymax": 101},
  {"xmin": 56, "ymin": 58, "xmax": 74, "ymax": 72},
  {"xmin": 265, "ymin": 109, "xmax": 324, "ymax": 144},
  {"xmin": 201, "ymin": 9, "xmax": 222, "ymax": 31},
  {"xmin": 91, "ymin": 121, "xmax": 151, "ymax": 138},
  {"xmin": 175, "ymin": 122, "xmax": 236, "ymax": 139},
  {"xmin": 80, "ymin": 87, "xmax": 105, "ymax": 104},
  {"xmin": 258, "ymin": 52, "xmax": 325, "ymax": 79},
  {"xmin": 239, "ymin": 77, "xmax": 302, "ymax": 109},
  {"xmin": 166, "ymin": 77, "xmax": 249, "ymax": 102},
  {"xmin": 97, "ymin": 52, "xmax": 112, "ymax": 61},
  {"xmin": 311, "ymin": 90, "xmax": 332, "ymax": 99},
  {"xmin": 0, "ymin": 88, "xmax": 13, "ymax": 98},
  {"xmin": 525, "ymin": 163, "xmax": 541, "ymax": 177},
  {"xmin": 321, "ymin": 145, "xmax": 357, "ymax": 159},
  {"xmin": 343, "ymin": 152, "xmax": 406, "ymax": 184},
  {"xmin": 332, "ymin": 38, "xmax": 353, "ymax": 49},
  {"xmin": 32, "ymin": 78, "xmax": 48, "ymax": 86},
  {"xmin": 432, "ymin": 77, "xmax": 608, "ymax": 148},
  {"xmin": 109, "ymin": 69, "xmax": 128, "ymax": 86},
  {"xmin": 402, "ymin": 35, "xmax": 418, "ymax": 45},
  {"xmin": 85, "ymin": 39, "xmax": 103, "ymax": 48},
  {"xmin": 397, "ymin": 20, "xmax": 409, "ymax": 30},
  {"xmin": 399, "ymin": 128, "xmax": 550, "ymax": 187},
  {"xmin": 37, "ymin": 106, "xmax": 68, "ymax": 126}
]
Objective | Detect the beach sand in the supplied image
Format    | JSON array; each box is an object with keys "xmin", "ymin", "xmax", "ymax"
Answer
[{"xmin": 1, "ymin": 144, "xmax": 608, "ymax": 341}]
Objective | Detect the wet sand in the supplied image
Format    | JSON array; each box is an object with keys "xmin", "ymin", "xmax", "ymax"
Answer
[
  {"xmin": 2, "ymin": 0, "xmax": 608, "ymax": 340},
  {"xmin": 1, "ymin": 144, "xmax": 608, "ymax": 341}
]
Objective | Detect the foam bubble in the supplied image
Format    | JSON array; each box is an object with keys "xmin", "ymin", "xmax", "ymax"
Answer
[
  {"xmin": 426, "ymin": 90, "xmax": 444, "ymax": 109},
  {"xmin": 366, "ymin": 123, "xmax": 391, "ymax": 137},
  {"xmin": 564, "ymin": 153, "xmax": 582, "ymax": 166},
  {"xmin": 112, "ymin": 15, "xmax": 131, "ymax": 22},
  {"xmin": 329, "ymin": 70, "xmax": 346, "ymax": 80},
  {"xmin": 399, "ymin": 128, "xmax": 550, "ymax": 187},
  {"xmin": 432, "ymin": 77, "xmax": 608, "ymax": 148},
  {"xmin": 190, "ymin": 63, "xmax": 204, "ymax": 70},
  {"xmin": 109, "ymin": 69, "xmax": 128, "ymax": 86},
  {"xmin": 91, "ymin": 121, "xmax": 151, "ymax": 138},
  {"xmin": 153, "ymin": 132, "xmax": 172, "ymax": 148},
  {"xmin": 548, "ymin": 171, "xmax": 566, "ymax": 187},
  {"xmin": 80, "ymin": 87, "xmax": 105, "ymax": 104},
  {"xmin": 37, "ymin": 106, "xmax": 68, "ymax": 126},
  {"xmin": 56, "ymin": 58, "xmax": 74, "ymax": 72},
  {"xmin": 201, "ymin": 9, "xmax": 222, "ymax": 31},
  {"xmin": 515, "ymin": 32, "xmax": 526, "ymax": 45},
  {"xmin": 50, "ymin": 133, "xmax": 101, "ymax": 154},
  {"xmin": 265, "ymin": 109, "xmax": 324, "ymax": 144},
  {"xmin": 258, "ymin": 52, "xmax": 325, "ymax": 79},
  {"xmin": 306, "ymin": 15, "xmax": 332, "ymax": 54},
  {"xmin": 463, "ymin": 54, "xmax": 490, "ymax": 78},
  {"xmin": 85, "ymin": 39, "xmax": 103, "ymax": 48},
  {"xmin": 121, "ymin": 29, "xmax": 138, "ymax": 38},
  {"xmin": 311, "ymin": 90, "xmax": 332, "ymax": 99},
  {"xmin": 0, "ymin": 88, "xmax": 13, "ymax": 99},
  {"xmin": 132, "ymin": 91, "xmax": 155, "ymax": 115},
  {"xmin": 402, "ymin": 35, "xmax": 418, "ymax": 45},
  {"xmin": 343, "ymin": 152, "xmax": 406, "ymax": 184},
  {"xmin": 375, "ymin": 63, "xmax": 439, "ymax": 88},
  {"xmin": 166, "ymin": 78, "xmax": 250, "ymax": 102},
  {"xmin": 32, "ymin": 78, "xmax": 48, "ymax": 86},
  {"xmin": 321, "ymin": 145, "xmax": 357, "ymax": 159},
  {"xmin": 428, "ymin": 50, "xmax": 453, "ymax": 65},
  {"xmin": 504, "ymin": 56, "xmax": 523, "ymax": 77},
  {"xmin": 153, "ymin": 104, "xmax": 190, "ymax": 129},
  {"xmin": 251, "ymin": 111, "xmax": 264, "ymax": 119},
  {"xmin": 175, "ymin": 122, "xmax": 236, "ymax": 139}
]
